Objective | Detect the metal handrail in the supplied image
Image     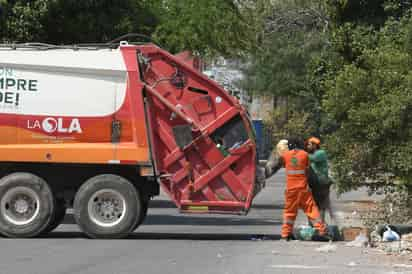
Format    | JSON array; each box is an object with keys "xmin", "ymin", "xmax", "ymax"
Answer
[{"xmin": 0, "ymin": 33, "xmax": 160, "ymax": 51}]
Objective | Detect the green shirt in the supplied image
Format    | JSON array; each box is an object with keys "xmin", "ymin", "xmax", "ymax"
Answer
[{"xmin": 309, "ymin": 149, "xmax": 329, "ymax": 183}]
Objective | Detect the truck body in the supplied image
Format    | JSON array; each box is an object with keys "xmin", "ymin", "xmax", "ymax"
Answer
[{"xmin": 0, "ymin": 43, "xmax": 261, "ymax": 238}]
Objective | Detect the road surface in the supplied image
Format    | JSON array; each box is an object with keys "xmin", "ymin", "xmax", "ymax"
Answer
[{"xmin": 0, "ymin": 170, "xmax": 408, "ymax": 274}]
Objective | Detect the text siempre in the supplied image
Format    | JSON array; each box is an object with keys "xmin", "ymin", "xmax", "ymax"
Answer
[{"xmin": 0, "ymin": 67, "xmax": 38, "ymax": 107}]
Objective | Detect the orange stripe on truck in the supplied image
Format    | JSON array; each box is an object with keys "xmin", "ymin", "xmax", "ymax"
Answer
[{"xmin": 0, "ymin": 142, "xmax": 150, "ymax": 164}]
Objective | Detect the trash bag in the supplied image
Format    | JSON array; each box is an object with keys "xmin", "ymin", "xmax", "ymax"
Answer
[
  {"xmin": 295, "ymin": 225, "xmax": 316, "ymax": 241},
  {"xmin": 326, "ymin": 225, "xmax": 341, "ymax": 241},
  {"xmin": 295, "ymin": 225, "xmax": 340, "ymax": 241},
  {"xmin": 383, "ymin": 225, "xmax": 400, "ymax": 242},
  {"xmin": 265, "ymin": 154, "xmax": 282, "ymax": 178},
  {"xmin": 377, "ymin": 225, "xmax": 402, "ymax": 238},
  {"xmin": 265, "ymin": 140, "xmax": 288, "ymax": 178}
]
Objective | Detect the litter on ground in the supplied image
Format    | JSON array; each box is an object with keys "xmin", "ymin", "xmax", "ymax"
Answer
[{"xmin": 315, "ymin": 241, "xmax": 337, "ymax": 253}]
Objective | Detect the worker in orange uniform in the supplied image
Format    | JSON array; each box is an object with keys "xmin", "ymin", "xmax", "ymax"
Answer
[{"xmin": 280, "ymin": 137, "xmax": 328, "ymax": 241}]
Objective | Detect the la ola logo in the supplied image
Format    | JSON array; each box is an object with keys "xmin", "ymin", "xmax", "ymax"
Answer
[{"xmin": 27, "ymin": 117, "xmax": 82, "ymax": 133}]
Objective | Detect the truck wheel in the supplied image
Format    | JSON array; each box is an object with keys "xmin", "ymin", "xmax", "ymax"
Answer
[
  {"xmin": 134, "ymin": 200, "xmax": 148, "ymax": 230},
  {"xmin": 74, "ymin": 174, "xmax": 140, "ymax": 239},
  {"xmin": 42, "ymin": 199, "xmax": 66, "ymax": 234},
  {"xmin": 0, "ymin": 173, "xmax": 54, "ymax": 238}
]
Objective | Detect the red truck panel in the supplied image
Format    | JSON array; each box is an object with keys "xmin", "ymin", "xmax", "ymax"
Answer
[{"xmin": 124, "ymin": 45, "xmax": 259, "ymax": 215}]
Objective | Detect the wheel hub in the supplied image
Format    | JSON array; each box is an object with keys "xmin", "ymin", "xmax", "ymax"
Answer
[
  {"xmin": 1, "ymin": 187, "xmax": 40, "ymax": 226},
  {"xmin": 101, "ymin": 200, "xmax": 114, "ymax": 215},
  {"xmin": 14, "ymin": 197, "xmax": 30, "ymax": 214},
  {"xmin": 88, "ymin": 190, "xmax": 126, "ymax": 227}
]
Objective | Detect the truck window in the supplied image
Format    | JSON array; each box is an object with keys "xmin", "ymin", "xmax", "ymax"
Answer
[{"xmin": 211, "ymin": 115, "xmax": 249, "ymax": 150}]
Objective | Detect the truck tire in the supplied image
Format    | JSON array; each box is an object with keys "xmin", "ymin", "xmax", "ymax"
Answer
[
  {"xmin": 73, "ymin": 174, "xmax": 140, "ymax": 239},
  {"xmin": 133, "ymin": 200, "xmax": 148, "ymax": 230},
  {"xmin": 42, "ymin": 199, "xmax": 66, "ymax": 234},
  {"xmin": 0, "ymin": 172, "xmax": 54, "ymax": 238}
]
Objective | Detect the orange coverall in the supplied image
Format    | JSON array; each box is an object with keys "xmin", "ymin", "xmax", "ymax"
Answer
[{"xmin": 281, "ymin": 149, "xmax": 327, "ymax": 238}]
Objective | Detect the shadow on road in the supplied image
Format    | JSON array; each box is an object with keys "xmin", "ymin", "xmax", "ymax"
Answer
[
  {"xmin": 35, "ymin": 231, "xmax": 282, "ymax": 241},
  {"xmin": 142, "ymin": 215, "xmax": 282, "ymax": 226},
  {"xmin": 250, "ymin": 204, "xmax": 284, "ymax": 210},
  {"xmin": 62, "ymin": 214, "xmax": 281, "ymax": 226},
  {"xmin": 148, "ymin": 200, "xmax": 177, "ymax": 208},
  {"xmin": 128, "ymin": 232, "xmax": 282, "ymax": 241},
  {"xmin": 147, "ymin": 200, "xmax": 284, "ymax": 210}
]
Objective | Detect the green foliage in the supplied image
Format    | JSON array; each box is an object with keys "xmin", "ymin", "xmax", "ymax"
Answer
[
  {"xmin": 324, "ymin": 13, "xmax": 412, "ymax": 191},
  {"xmin": 245, "ymin": 0, "xmax": 412, "ymax": 199},
  {"xmin": 1, "ymin": 0, "xmax": 48, "ymax": 42},
  {"xmin": 245, "ymin": 31, "xmax": 318, "ymax": 97},
  {"xmin": 265, "ymin": 109, "xmax": 317, "ymax": 142},
  {"xmin": 325, "ymin": 0, "xmax": 412, "ymax": 27},
  {"xmin": 326, "ymin": 0, "xmax": 387, "ymax": 26},
  {"xmin": 0, "ymin": 0, "xmax": 253, "ymax": 58},
  {"xmin": 152, "ymin": 0, "xmax": 252, "ymax": 57},
  {"xmin": 383, "ymin": 0, "xmax": 412, "ymax": 18},
  {"xmin": 0, "ymin": 0, "xmax": 158, "ymax": 43},
  {"xmin": 244, "ymin": 0, "xmax": 330, "ymax": 138},
  {"xmin": 42, "ymin": 0, "xmax": 157, "ymax": 44},
  {"xmin": 245, "ymin": 0, "xmax": 328, "ymax": 96},
  {"xmin": 330, "ymin": 23, "xmax": 377, "ymax": 63}
]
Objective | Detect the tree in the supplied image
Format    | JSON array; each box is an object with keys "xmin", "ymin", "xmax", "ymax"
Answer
[
  {"xmin": 0, "ymin": 0, "xmax": 159, "ymax": 44},
  {"xmin": 242, "ymin": 0, "xmax": 330, "ymax": 139},
  {"xmin": 0, "ymin": 0, "xmax": 48, "ymax": 42},
  {"xmin": 323, "ymin": 14, "xmax": 412, "ymax": 192},
  {"xmin": 43, "ymin": 0, "xmax": 158, "ymax": 44},
  {"xmin": 319, "ymin": 0, "xmax": 412, "ymax": 195},
  {"xmin": 243, "ymin": 0, "xmax": 412, "ymax": 201},
  {"xmin": 152, "ymin": 0, "xmax": 254, "ymax": 57},
  {"xmin": 0, "ymin": 0, "xmax": 253, "ymax": 59}
]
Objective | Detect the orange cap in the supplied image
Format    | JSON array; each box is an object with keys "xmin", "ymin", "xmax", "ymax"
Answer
[{"xmin": 308, "ymin": 137, "xmax": 321, "ymax": 145}]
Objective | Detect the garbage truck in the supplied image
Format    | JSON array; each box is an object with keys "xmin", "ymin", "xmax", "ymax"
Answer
[{"xmin": 0, "ymin": 40, "xmax": 262, "ymax": 238}]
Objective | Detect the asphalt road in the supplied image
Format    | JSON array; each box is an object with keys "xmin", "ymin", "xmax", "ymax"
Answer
[{"xmin": 0, "ymin": 170, "xmax": 408, "ymax": 274}]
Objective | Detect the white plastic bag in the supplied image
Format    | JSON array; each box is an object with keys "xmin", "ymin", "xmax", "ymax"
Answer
[
  {"xmin": 315, "ymin": 241, "xmax": 337, "ymax": 253},
  {"xmin": 383, "ymin": 226, "xmax": 400, "ymax": 242},
  {"xmin": 346, "ymin": 233, "xmax": 369, "ymax": 247}
]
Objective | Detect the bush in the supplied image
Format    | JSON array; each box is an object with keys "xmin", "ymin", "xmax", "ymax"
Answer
[
  {"xmin": 264, "ymin": 108, "xmax": 317, "ymax": 144},
  {"xmin": 361, "ymin": 185, "xmax": 412, "ymax": 228},
  {"xmin": 324, "ymin": 16, "xmax": 412, "ymax": 193}
]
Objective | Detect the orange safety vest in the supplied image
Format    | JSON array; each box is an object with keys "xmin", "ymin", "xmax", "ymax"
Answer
[{"xmin": 282, "ymin": 149, "xmax": 309, "ymax": 190}]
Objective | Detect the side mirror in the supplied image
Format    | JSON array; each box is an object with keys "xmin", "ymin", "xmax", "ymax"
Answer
[{"xmin": 172, "ymin": 124, "xmax": 193, "ymax": 149}]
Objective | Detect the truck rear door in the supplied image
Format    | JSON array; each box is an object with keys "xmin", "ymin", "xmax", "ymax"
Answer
[{"xmin": 133, "ymin": 45, "xmax": 261, "ymax": 215}]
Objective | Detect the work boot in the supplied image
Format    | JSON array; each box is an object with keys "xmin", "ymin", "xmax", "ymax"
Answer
[
  {"xmin": 280, "ymin": 234, "xmax": 296, "ymax": 242},
  {"xmin": 315, "ymin": 227, "xmax": 334, "ymax": 242}
]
